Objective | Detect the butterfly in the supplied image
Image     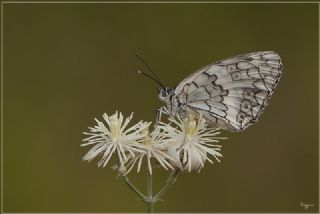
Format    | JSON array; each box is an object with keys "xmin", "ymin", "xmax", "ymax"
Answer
[{"xmin": 137, "ymin": 51, "xmax": 282, "ymax": 131}]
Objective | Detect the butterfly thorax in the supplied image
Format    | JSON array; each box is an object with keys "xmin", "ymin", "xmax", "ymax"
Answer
[{"xmin": 158, "ymin": 87, "xmax": 186, "ymax": 117}]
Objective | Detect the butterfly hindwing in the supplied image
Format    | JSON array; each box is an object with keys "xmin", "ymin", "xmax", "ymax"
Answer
[{"xmin": 175, "ymin": 51, "xmax": 282, "ymax": 131}]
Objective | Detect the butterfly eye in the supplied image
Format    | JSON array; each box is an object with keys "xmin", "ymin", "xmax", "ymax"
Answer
[{"xmin": 161, "ymin": 90, "xmax": 167, "ymax": 97}]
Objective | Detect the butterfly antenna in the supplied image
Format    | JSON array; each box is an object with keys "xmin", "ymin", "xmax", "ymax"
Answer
[
  {"xmin": 137, "ymin": 70, "xmax": 165, "ymax": 89},
  {"xmin": 135, "ymin": 53, "xmax": 165, "ymax": 88}
]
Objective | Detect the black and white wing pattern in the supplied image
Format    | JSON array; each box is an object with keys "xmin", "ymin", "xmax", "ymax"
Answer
[{"xmin": 175, "ymin": 51, "xmax": 282, "ymax": 131}]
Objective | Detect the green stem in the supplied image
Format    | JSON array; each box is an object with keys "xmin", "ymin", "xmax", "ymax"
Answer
[
  {"xmin": 116, "ymin": 155, "xmax": 146, "ymax": 202},
  {"xmin": 116, "ymin": 155, "xmax": 179, "ymax": 214},
  {"xmin": 121, "ymin": 174, "xmax": 146, "ymax": 201},
  {"xmin": 146, "ymin": 169, "xmax": 154, "ymax": 213},
  {"xmin": 153, "ymin": 168, "xmax": 179, "ymax": 202}
]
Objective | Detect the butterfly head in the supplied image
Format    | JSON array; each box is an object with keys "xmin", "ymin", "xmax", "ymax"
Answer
[{"xmin": 157, "ymin": 87, "xmax": 174, "ymax": 102}]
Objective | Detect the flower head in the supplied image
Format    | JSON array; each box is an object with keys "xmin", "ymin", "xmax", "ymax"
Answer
[
  {"xmin": 159, "ymin": 110, "xmax": 225, "ymax": 172},
  {"xmin": 125, "ymin": 126, "xmax": 175, "ymax": 175},
  {"xmin": 81, "ymin": 111, "xmax": 151, "ymax": 167}
]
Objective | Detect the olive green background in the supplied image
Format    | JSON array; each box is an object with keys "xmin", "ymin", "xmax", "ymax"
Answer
[{"xmin": 3, "ymin": 2, "xmax": 318, "ymax": 213}]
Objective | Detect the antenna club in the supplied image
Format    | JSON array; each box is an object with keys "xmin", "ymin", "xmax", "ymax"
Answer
[{"xmin": 135, "ymin": 54, "xmax": 165, "ymax": 88}]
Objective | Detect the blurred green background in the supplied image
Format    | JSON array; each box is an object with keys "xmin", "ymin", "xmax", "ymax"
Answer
[{"xmin": 3, "ymin": 2, "xmax": 318, "ymax": 213}]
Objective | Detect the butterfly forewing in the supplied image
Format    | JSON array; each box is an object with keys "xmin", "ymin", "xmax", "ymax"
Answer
[{"xmin": 175, "ymin": 51, "xmax": 282, "ymax": 131}]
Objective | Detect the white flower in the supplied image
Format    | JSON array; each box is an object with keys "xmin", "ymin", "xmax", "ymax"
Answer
[
  {"xmin": 159, "ymin": 112, "xmax": 225, "ymax": 172},
  {"xmin": 81, "ymin": 111, "xmax": 151, "ymax": 167},
  {"xmin": 125, "ymin": 126, "xmax": 175, "ymax": 175}
]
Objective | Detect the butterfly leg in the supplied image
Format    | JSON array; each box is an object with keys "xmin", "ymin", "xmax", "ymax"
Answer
[
  {"xmin": 176, "ymin": 139, "xmax": 188, "ymax": 169},
  {"xmin": 154, "ymin": 107, "xmax": 163, "ymax": 127}
]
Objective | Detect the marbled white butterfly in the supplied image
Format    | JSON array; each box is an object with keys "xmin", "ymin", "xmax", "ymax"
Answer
[{"xmin": 138, "ymin": 51, "xmax": 282, "ymax": 131}]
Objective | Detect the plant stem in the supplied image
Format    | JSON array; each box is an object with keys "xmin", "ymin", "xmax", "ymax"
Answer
[
  {"xmin": 146, "ymin": 166, "xmax": 154, "ymax": 213},
  {"xmin": 121, "ymin": 174, "xmax": 146, "ymax": 201},
  {"xmin": 116, "ymin": 155, "xmax": 146, "ymax": 202},
  {"xmin": 116, "ymin": 155, "xmax": 179, "ymax": 214},
  {"xmin": 153, "ymin": 168, "xmax": 179, "ymax": 202}
]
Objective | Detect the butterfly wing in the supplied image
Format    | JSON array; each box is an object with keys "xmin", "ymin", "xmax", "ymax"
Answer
[{"xmin": 175, "ymin": 51, "xmax": 282, "ymax": 131}]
